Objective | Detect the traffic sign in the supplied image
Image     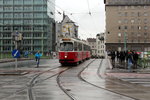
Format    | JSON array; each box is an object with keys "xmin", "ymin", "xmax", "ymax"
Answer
[{"xmin": 12, "ymin": 49, "xmax": 20, "ymax": 58}]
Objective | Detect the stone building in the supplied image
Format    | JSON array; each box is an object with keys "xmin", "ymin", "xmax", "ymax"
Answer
[{"xmin": 104, "ymin": 0, "xmax": 150, "ymax": 52}]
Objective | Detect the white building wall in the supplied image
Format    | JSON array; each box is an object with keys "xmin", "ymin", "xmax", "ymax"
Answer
[{"xmin": 96, "ymin": 33, "xmax": 106, "ymax": 58}]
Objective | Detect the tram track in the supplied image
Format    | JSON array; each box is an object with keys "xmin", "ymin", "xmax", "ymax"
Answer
[
  {"xmin": 78, "ymin": 59, "xmax": 139, "ymax": 100},
  {"xmin": 0, "ymin": 64, "xmax": 62, "ymax": 100},
  {"xmin": 57, "ymin": 60, "xmax": 95, "ymax": 100},
  {"xmin": 28, "ymin": 66, "xmax": 70, "ymax": 100}
]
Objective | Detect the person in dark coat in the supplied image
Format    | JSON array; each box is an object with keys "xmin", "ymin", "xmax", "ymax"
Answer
[
  {"xmin": 133, "ymin": 51, "xmax": 139, "ymax": 69},
  {"xmin": 111, "ymin": 51, "xmax": 116, "ymax": 68}
]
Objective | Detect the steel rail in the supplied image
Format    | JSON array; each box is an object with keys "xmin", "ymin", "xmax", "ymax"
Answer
[{"xmin": 78, "ymin": 59, "xmax": 139, "ymax": 100}]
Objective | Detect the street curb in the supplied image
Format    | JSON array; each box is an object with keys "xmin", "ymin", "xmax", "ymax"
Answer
[{"xmin": 0, "ymin": 71, "xmax": 29, "ymax": 75}]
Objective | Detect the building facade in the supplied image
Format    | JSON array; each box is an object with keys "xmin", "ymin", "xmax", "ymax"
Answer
[
  {"xmin": 0, "ymin": 0, "xmax": 55, "ymax": 55},
  {"xmin": 104, "ymin": 0, "xmax": 150, "ymax": 52},
  {"xmin": 96, "ymin": 33, "xmax": 105, "ymax": 58},
  {"xmin": 87, "ymin": 38, "xmax": 97, "ymax": 57}
]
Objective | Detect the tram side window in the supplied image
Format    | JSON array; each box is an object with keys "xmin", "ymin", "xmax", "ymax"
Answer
[
  {"xmin": 60, "ymin": 42, "xmax": 73, "ymax": 51},
  {"xmin": 84, "ymin": 44, "xmax": 86, "ymax": 51},
  {"xmin": 83, "ymin": 45, "xmax": 90, "ymax": 51},
  {"xmin": 78, "ymin": 43, "xmax": 82, "ymax": 51},
  {"xmin": 74, "ymin": 42, "xmax": 78, "ymax": 51}
]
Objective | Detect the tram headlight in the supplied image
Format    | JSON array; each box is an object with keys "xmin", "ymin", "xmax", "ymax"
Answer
[{"xmin": 65, "ymin": 56, "xmax": 67, "ymax": 58}]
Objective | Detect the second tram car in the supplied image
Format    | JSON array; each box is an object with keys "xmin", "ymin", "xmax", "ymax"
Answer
[{"xmin": 59, "ymin": 38, "xmax": 91, "ymax": 65}]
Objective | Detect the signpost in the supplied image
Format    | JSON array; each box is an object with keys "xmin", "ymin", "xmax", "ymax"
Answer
[
  {"xmin": 12, "ymin": 49, "xmax": 20, "ymax": 70},
  {"xmin": 12, "ymin": 31, "xmax": 23, "ymax": 70}
]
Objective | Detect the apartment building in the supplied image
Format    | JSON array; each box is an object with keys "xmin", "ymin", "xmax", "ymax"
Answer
[
  {"xmin": 0, "ymin": 0, "xmax": 55, "ymax": 55},
  {"xmin": 104, "ymin": 0, "xmax": 150, "ymax": 52}
]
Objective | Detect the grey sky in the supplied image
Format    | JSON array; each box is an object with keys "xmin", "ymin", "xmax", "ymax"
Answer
[{"xmin": 55, "ymin": 0, "xmax": 105, "ymax": 39}]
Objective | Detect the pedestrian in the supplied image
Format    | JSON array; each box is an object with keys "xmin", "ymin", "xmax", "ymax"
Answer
[
  {"xmin": 35, "ymin": 51, "xmax": 42, "ymax": 68},
  {"xmin": 133, "ymin": 51, "xmax": 139, "ymax": 69},
  {"xmin": 116, "ymin": 51, "xmax": 120, "ymax": 61},
  {"xmin": 110, "ymin": 51, "xmax": 116, "ymax": 68},
  {"xmin": 127, "ymin": 51, "xmax": 134, "ymax": 72}
]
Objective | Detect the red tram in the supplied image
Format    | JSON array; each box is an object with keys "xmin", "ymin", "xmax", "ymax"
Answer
[{"xmin": 59, "ymin": 38, "xmax": 91, "ymax": 65}]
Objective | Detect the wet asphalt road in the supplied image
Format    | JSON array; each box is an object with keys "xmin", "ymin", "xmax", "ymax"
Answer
[{"xmin": 0, "ymin": 59, "xmax": 150, "ymax": 100}]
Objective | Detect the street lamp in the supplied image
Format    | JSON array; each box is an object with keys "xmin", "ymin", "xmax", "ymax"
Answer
[{"xmin": 124, "ymin": 32, "xmax": 127, "ymax": 51}]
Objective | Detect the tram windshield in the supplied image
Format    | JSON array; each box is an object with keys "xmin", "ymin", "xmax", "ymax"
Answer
[{"xmin": 60, "ymin": 42, "xmax": 73, "ymax": 51}]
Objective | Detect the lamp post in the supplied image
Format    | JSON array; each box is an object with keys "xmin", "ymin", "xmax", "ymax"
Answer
[{"xmin": 124, "ymin": 32, "xmax": 127, "ymax": 51}]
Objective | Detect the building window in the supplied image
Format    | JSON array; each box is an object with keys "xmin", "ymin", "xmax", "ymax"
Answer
[
  {"xmin": 125, "ymin": 6, "xmax": 128, "ymax": 9},
  {"xmin": 137, "ymin": 12, "xmax": 140, "ymax": 17},
  {"xmin": 14, "ymin": 20, "xmax": 23, "ymax": 24},
  {"xmin": 131, "ymin": 19, "xmax": 135, "ymax": 24},
  {"xmin": 14, "ymin": 6, "xmax": 23, "ymax": 11},
  {"xmin": 118, "ymin": 20, "xmax": 121, "ymax": 24},
  {"xmin": 131, "ymin": 32, "xmax": 134, "ymax": 35},
  {"xmin": 24, "ymin": 6, "xmax": 33, "ymax": 11},
  {"xmin": 24, "ymin": 13, "xmax": 33, "ymax": 18},
  {"xmin": 131, "ymin": 26, "xmax": 134, "ymax": 30},
  {"xmin": 131, "ymin": 6, "xmax": 135, "ymax": 9},
  {"xmin": 138, "ymin": 26, "xmax": 141, "ymax": 30},
  {"xmin": 14, "ymin": 13, "xmax": 23, "ymax": 18},
  {"xmin": 144, "ymin": 26, "xmax": 148, "ymax": 30},
  {"xmin": 144, "ymin": 33, "xmax": 147, "ymax": 36},
  {"xmin": 118, "ymin": 12, "xmax": 122, "ymax": 16},
  {"xmin": 34, "ymin": 6, "xmax": 43, "ymax": 11},
  {"xmin": 4, "ymin": 6, "xmax": 13, "ymax": 11},
  {"xmin": 144, "ymin": 6, "xmax": 147, "ymax": 9},
  {"xmin": 124, "ymin": 19, "xmax": 128, "ymax": 24},
  {"xmin": 4, "ymin": 0, "xmax": 13, "ymax": 4},
  {"xmin": 14, "ymin": 0, "xmax": 23, "ymax": 4},
  {"xmin": 125, "ymin": 12, "xmax": 127, "ymax": 17},
  {"xmin": 24, "ymin": 0, "xmax": 32, "ymax": 4},
  {"xmin": 137, "ymin": 19, "xmax": 141, "ymax": 24},
  {"xmin": 137, "ymin": 33, "xmax": 141, "ymax": 37},
  {"xmin": 118, "ymin": 6, "xmax": 122, "ymax": 10},
  {"xmin": 144, "ymin": 12, "xmax": 148, "ymax": 16},
  {"xmin": 118, "ymin": 26, "xmax": 121, "ymax": 30},
  {"xmin": 124, "ymin": 26, "xmax": 127, "ymax": 29},
  {"xmin": 131, "ymin": 12, "xmax": 135, "ymax": 16},
  {"xmin": 144, "ymin": 19, "xmax": 148, "ymax": 24}
]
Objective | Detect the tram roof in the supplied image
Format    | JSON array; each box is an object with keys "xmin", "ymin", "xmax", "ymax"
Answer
[{"xmin": 60, "ymin": 38, "xmax": 89, "ymax": 45}]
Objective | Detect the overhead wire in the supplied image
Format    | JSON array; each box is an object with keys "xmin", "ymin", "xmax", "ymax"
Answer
[
  {"xmin": 86, "ymin": 0, "xmax": 92, "ymax": 15},
  {"xmin": 46, "ymin": 0, "xmax": 99, "ymax": 39}
]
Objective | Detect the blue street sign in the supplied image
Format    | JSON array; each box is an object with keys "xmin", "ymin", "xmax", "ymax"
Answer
[{"xmin": 12, "ymin": 49, "xmax": 20, "ymax": 58}]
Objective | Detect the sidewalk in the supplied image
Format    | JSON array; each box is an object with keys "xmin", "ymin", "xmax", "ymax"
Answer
[{"xmin": 106, "ymin": 59, "xmax": 150, "ymax": 79}]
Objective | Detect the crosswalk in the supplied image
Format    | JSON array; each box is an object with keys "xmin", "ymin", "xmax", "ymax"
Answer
[{"xmin": 121, "ymin": 78, "xmax": 150, "ymax": 87}]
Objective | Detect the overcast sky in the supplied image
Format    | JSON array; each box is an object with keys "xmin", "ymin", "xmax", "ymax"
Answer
[{"xmin": 55, "ymin": 0, "xmax": 105, "ymax": 39}]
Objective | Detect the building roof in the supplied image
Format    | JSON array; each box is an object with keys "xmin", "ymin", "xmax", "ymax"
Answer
[{"xmin": 87, "ymin": 38, "xmax": 96, "ymax": 42}]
